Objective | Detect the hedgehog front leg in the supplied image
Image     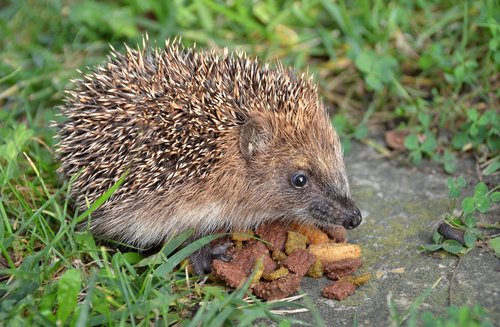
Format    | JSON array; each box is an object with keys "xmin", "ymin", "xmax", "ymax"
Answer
[{"xmin": 190, "ymin": 242, "xmax": 233, "ymax": 275}]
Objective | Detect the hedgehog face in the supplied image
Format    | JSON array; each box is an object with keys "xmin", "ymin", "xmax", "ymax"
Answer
[
  {"xmin": 284, "ymin": 166, "xmax": 362, "ymax": 230},
  {"xmin": 239, "ymin": 113, "xmax": 362, "ymax": 230}
]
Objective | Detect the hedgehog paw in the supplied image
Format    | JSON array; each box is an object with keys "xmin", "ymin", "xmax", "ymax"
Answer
[{"xmin": 190, "ymin": 242, "xmax": 233, "ymax": 276}]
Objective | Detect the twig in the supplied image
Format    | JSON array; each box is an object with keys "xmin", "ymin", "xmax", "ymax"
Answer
[
  {"xmin": 241, "ymin": 294, "xmax": 310, "ymax": 315},
  {"xmin": 361, "ymin": 138, "xmax": 393, "ymax": 158}
]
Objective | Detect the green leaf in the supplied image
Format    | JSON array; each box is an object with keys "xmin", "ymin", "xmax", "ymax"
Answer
[
  {"xmin": 0, "ymin": 124, "xmax": 34, "ymax": 179},
  {"xmin": 419, "ymin": 244, "xmax": 443, "ymax": 252},
  {"xmin": 278, "ymin": 320, "xmax": 292, "ymax": 327},
  {"xmin": 487, "ymin": 135, "xmax": 500, "ymax": 153},
  {"xmin": 432, "ymin": 230, "xmax": 443, "ymax": 244},
  {"xmin": 366, "ymin": 74, "xmax": 383, "ymax": 91},
  {"xmin": 448, "ymin": 177, "xmax": 460, "ymax": 198},
  {"xmin": 445, "ymin": 161, "xmax": 456, "ymax": 174},
  {"xmin": 39, "ymin": 288, "xmax": 57, "ymax": 322},
  {"xmin": 354, "ymin": 125, "xmax": 368, "ymax": 140},
  {"xmin": 467, "ymin": 108, "xmax": 478, "ymax": 122},
  {"xmin": 489, "ymin": 237, "xmax": 500, "ymax": 258},
  {"xmin": 418, "ymin": 112, "xmax": 431, "ymax": 129},
  {"xmin": 448, "ymin": 216, "xmax": 464, "ymax": 227},
  {"xmin": 464, "ymin": 213, "xmax": 476, "ymax": 228},
  {"xmin": 451, "ymin": 132, "xmax": 469, "ymax": 150},
  {"xmin": 421, "ymin": 133, "xmax": 437, "ymax": 153},
  {"xmin": 483, "ymin": 160, "xmax": 500, "ymax": 175},
  {"xmin": 57, "ymin": 269, "xmax": 82, "ymax": 324},
  {"xmin": 377, "ymin": 55, "xmax": 398, "ymax": 83},
  {"xmin": 491, "ymin": 191, "xmax": 500, "ymax": 202},
  {"xmin": 469, "ymin": 123, "xmax": 479, "ymax": 136},
  {"xmin": 490, "ymin": 36, "xmax": 499, "ymax": 51},
  {"xmin": 442, "ymin": 240, "xmax": 465, "ymax": 255},
  {"xmin": 331, "ymin": 114, "xmax": 351, "ymax": 133},
  {"xmin": 448, "ymin": 177, "xmax": 456, "ymax": 192},
  {"xmin": 418, "ymin": 55, "xmax": 433, "ymax": 70},
  {"xmin": 461, "ymin": 197, "xmax": 475, "ymax": 214},
  {"xmin": 475, "ymin": 195, "xmax": 490, "ymax": 213},
  {"xmin": 70, "ymin": 2, "xmax": 138, "ymax": 38},
  {"xmin": 410, "ymin": 150, "xmax": 422, "ymax": 165},
  {"xmin": 453, "ymin": 64, "xmax": 465, "ymax": 81},
  {"xmin": 457, "ymin": 176, "xmax": 467, "ymax": 188},
  {"xmin": 421, "ymin": 311, "xmax": 437, "ymax": 326},
  {"xmin": 252, "ymin": 2, "xmax": 272, "ymax": 23},
  {"xmin": 404, "ymin": 134, "xmax": 420, "ymax": 150},
  {"xmin": 74, "ymin": 231, "xmax": 97, "ymax": 251},
  {"xmin": 354, "ymin": 51, "xmax": 373, "ymax": 73},
  {"xmin": 341, "ymin": 137, "xmax": 352, "ymax": 155},
  {"xmin": 122, "ymin": 252, "xmax": 144, "ymax": 265},
  {"xmin": 442, "ymin": 150, "xmax": 457, "ymax": 173},
  {"xmin": 473, "ymin": 182, "xmax": 488, "ymax": 196},
  {"xmin": 477, "ymin": 114, "xmax": 489, "ymax": 126},
  {"xmin": 463, "ymin": 231, "xmax": 477, "ymax": 248}
]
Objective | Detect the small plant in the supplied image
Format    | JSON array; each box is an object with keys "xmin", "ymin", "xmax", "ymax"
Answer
[
  {"xmin": 407, "ymin": 109, "xmax": 460, "ymax": 174},
  {"xmin": 403, "ymin": 108, "xmax": 499, "ymax": 174},
  {"xmin": 420, "ymin": 305, "xmax": 494, "ymax": 327},
  {"xmin": 354, "ymin": 49, "xmax": 399, "ymax": 92},
  {"xmin": 404, "ymin": 112, "xmax": 443, "ymax": 168},
  {"xmin": 451, "ymin": 109, "xmax": 499, "ymax": 169},
  {"xmin": 420, "ymin": 176, "xmax": 500, "ymax": 256}
]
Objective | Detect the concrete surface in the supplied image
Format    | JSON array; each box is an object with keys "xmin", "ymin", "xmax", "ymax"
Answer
[{"xmin": 294, "ymin": 142, "xmax": 499, "ymax": 326}]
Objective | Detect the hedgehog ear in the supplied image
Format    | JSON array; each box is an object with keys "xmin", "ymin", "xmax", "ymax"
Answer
[{"xmin": 239, "ymin": 119, "xmax": 271, "ymax": 160}]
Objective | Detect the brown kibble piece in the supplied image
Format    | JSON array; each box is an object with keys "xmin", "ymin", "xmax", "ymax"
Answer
[
  {"xmin": 252, "ymin": 273, "xmax": 302, "ymax": 301},
  {"xmin": 285, "ymin": 231, "xmax": 308, "ymax": 255},
  {"xmin": 307, "ymin": 259, "xmax": 323, "ymax": 278},
  {"xmin": 322, "ymin": 281, "xmax": 357, "ymax": 300},
  {"xmin": 213, "ymin": 221, "xmax": 367, "ymax": 301},
  {"xmin": 255, "ymin": 221, "xmax": 288, "ymax": 252},
  {"xmin": 232, "ymin": 229, "xmax": 254, "ymax": 242},
  {"xmin": 262, "ymin": 267, "xmax": 289, "ymax": 281},
  {"xmin": 323, "ymin": 258, "xmax": 362, "ymax": 280},
  {"xmin": 308, "ymin": 243, "xmax": 361, "ymax": 262},
  {"xmin": 234, "ymin": 240, "xmax": 243, "ymax": 249},
  {"xmin": 322, "ymin": 225, "xmax": 347, "ymax": 243},
  {"xmin": 289, "ymin": 222, "xmax": 330, "ymax": 244},
  {"xmin": 250, "ymin": 257, "xmax": 265, "ymax": 285},
  {"xmin": 282, "ymin": 249, "xmax": 316, "ymax": 277},
  {"xmin": 261, "ymin": 255, "xmax": 278, "ymax": 275},
  {"xmin": 212, "ymin": 260, "xmax": 247, "ymax": 288},
  {"xmin": 231, "ymin": 240, "xmax": 276, "ymax": 275},
  {"xmin": 271, "ymin": 249, "xmax": 288, "ymax": 262},
  {"xmin": 340, "ymin": 273, "xmax": 372, "ymax": 286}
]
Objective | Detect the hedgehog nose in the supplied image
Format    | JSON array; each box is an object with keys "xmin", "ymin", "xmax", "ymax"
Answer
[{"xmin": 342, "ymin": 207, "xmax": 362, "ymax": 230}]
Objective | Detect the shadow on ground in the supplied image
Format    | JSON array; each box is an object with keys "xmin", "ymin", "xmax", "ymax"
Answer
[{"xmin": 295, "ymin": 142, "xmax": 499, "ymax": 326}]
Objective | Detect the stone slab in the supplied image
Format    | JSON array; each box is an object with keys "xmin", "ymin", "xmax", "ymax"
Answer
[{"xmin": 293, "ymin": 142, "xmax": 499, "ymax": 326}]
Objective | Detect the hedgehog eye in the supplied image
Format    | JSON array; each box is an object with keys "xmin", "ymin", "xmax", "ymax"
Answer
[{"xmin": 290, "ymin": 171, "xmax": 308, "ymax": 189}]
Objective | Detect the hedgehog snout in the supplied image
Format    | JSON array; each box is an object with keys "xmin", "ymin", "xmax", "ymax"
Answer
[
  {"xmin": 308, "ymin": 195, "xmax": 362, "ymax": 229},
  {"xmin": 342, "ymin": 206, "xmax": 362, "ymax": 230},
  {"xmin": 334, "ymin": 195, "xmax": 362, "ymax": 229}
]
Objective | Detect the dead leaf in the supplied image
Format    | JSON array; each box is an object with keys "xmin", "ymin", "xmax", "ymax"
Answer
[{"xmin": 384, "ymin": 129, "xmax": 409, "ymax": 150}]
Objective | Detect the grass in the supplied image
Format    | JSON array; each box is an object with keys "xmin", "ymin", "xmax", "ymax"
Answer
[{"xmin": 1, "ymin": 0, "xmax": 499, "ymax": 325}]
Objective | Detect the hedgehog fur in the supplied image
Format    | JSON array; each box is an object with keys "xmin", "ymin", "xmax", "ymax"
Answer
[{"xmin": 56, "ymin": 38, "xmax": 361, "ymax": 249}]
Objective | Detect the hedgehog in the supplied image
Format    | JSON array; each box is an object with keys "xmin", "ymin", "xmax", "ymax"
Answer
[{"xmin": 56, "ymin": 39, "xmax": 362, "ymax": 274}]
